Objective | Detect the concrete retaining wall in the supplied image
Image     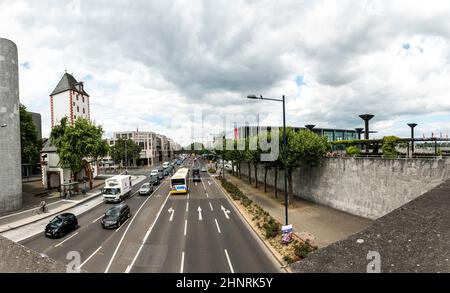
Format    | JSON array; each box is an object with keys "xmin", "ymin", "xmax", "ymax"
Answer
[
  {"xmin": 0, "ymin": 235, "xmax": 66, "ymax": 273},
  {"xmin": 240, "ymin": 158, "xmax": 450, "ymax": 219}
]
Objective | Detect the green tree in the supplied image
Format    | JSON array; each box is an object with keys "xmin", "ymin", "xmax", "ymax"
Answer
[
  {"xmin": 110, "ymin": 138, "xmax": 141, "ymax": 166},
  {"xmin": 50, "ymin": 117, "xmax": 108, "ymax": 188},
  {"xmin": 20, "ymin": 104, "xmax": 42, "ymax": 172},
  {"xmin": 284, "ymin": 129, "xmax": 330, "ymax": 200},
  {"xmin": 382, "ymin": 136, "xmax": 400, "ymax": 158}
]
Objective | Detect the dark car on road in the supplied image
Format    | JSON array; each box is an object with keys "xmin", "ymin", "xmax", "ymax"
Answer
[
  {"xmin": 101, "ymin": 204, "xmax": 131, "ymax": 229},
  {"xmin": 193, "ymin": 168, "xmax": 201, "ymax": 182},
  {"xmin": 149, "ymin": 175, "xmax": 160, "ymax": 186},
  {"xmin": 157, "ymin": 167, "xmax": 165, "ymax": 179},
  {"xmin": 45, "ymin": 213, "xmax": 78, "ymax": 239}
]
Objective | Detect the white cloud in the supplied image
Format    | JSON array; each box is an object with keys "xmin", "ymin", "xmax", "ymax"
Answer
[{"xmin": 1, "ymin": 0, "xmax": 450, "ymax": 146}]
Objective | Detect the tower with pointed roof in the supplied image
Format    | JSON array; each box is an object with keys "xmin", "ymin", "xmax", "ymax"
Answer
[{"xmin": 50, "ymin": 72, "xmax": 90, "ymax": 128}]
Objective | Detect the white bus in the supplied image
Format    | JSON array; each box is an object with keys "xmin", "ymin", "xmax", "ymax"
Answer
[{"xmin": 170, "ymin": 168, "xmax": 190, "ymax": 194}]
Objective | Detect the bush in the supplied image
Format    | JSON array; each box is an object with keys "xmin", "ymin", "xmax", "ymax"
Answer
[
  {"xmin": 346, "ymin": 146, "xmax": 361, "ymax": 157},
  {"xmin": 208, "ymin": 168, "xmax": 216, "ymax": 174},
  {"xmin": 293, "ymin": 240, "xmax": 318, "ymax": 259},
  {"xmin": 263, "ymin": 217, "xmax": 281, "ymax": 239},
  {"xmin": 382, "ymin": 136, "xmax": 400, "ymax": 158}
]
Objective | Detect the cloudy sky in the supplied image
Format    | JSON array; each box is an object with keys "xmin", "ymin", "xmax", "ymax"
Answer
[{"xmin": 1, "ymin": 0, "xmax": 450, "ymax": 145}]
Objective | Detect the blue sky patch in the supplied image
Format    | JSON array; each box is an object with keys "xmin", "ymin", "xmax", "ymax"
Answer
[
  {"xmin": 295, "ymin": 74, "xmax": 305, "ymax": 89},
  {"xmin": 20, "ymin": 62, "xmax": 31, "ymax": 69},
  {"xmin": 402, "ymin": 43, "xmax": 411, "ymax": 50}
]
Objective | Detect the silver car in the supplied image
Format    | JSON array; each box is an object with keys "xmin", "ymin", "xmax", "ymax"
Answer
[{"xmin": 139, "ymin": 183, "xmax": 153, "ymax": 196}]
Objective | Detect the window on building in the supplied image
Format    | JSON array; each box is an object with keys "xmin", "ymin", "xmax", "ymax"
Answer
[
  {"xmin": 76, "ymin": 95, "xmax": 79, "ymax": 101},
  {"xmin": 335, "ymin": 131, "xmax": 344, "ymax": 141},
  {"xmin": 73, "ymin": 102, "xmax": 75, "ymax": 106},
  {"xmin": 77, "ymin": 106, "xmax": 80, "ymax": 112},
  {"xmin": 82, "ymin": 96, "xmax": 85, "ymax": 103},
  {"xmin": 122, "ymin": 134, "xmax": 127, "ymax": 139},
  {"xmin": 116, "ymin": 134, "xmax": 120, "ymax": 139},
  {"xmin": 74, "ymin": 115, "xmax": 77, "ymax": 119},
  {"xmin": 324, "ymin": 131, "xmax": 334, "ymax": 141},
  {"xmin": 83, "ymin": 108, "xmax": 85, "ymax": 114},
  {"xmin": 110, "ymin": 141, "xmax": 115, "ymax": 145}
]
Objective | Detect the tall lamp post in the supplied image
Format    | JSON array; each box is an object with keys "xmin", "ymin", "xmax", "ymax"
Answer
[
  {"xmin": 359, "ymin": 114, "xmax": 375, "ymax": 154},
  {"xmin": 247, "ymin": 94, "xmax": 289, "ymax": 226},
  {"xmin": 407, "ymin": 123, "xmax": 418, "ymax": 157}
]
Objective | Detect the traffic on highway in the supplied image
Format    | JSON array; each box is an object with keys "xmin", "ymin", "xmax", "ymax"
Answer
[{"xmin": 20, "ymin": 155, "xmax": 281, "ymax": 273}]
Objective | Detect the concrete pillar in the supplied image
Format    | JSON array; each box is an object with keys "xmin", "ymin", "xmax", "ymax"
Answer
[{"xmin": 0, "ymin": 38, "xmax": 22, "ymax": 214}]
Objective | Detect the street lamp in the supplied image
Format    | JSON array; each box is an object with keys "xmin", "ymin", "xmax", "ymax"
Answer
[
  {"xmin": 247, "ymin": 94, "xmax": 289, "ymax": 226},
  {"xmin": 407, "ymin": 123, "xmax": 418, "ymax": 156},
  {"xmin": 359, "ymin": 114, "xmax": 375, "ymax": 154}
]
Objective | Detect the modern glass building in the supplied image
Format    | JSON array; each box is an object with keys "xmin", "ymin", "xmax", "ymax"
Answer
[{"xmin": 237, "ymin": 126, "xmax": 357, "ymax": 142}]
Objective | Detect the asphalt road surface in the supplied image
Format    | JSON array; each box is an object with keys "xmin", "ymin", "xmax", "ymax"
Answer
[{"xmin": 21, "ymin": 158, "xmax": 281, "ymax": 273}]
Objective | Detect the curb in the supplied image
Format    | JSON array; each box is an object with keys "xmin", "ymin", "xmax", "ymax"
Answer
[
  {"xmin": 212, "ymin": 175, "xmax": 291, "ymax": 273},
  {"xmin": 0, "ymin": 191, "xmax": 103, "ymax": 233},
  {"xmin": 0, "ymin": 175, "xmax": 148, "ymax": 234}
]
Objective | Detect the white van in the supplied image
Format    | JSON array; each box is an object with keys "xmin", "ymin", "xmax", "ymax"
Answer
[{"xmin": 102, "ymin": 175, "xmax": 132, "ymax": 203}]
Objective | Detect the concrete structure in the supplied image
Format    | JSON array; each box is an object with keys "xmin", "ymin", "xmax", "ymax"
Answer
[
  {"xmin": 291, "ymin": 179, "xmax": 450, "ymax": 273},
  {"xmin": 0, "ymin": 38, "xmax": 22, "ymax": 214},
  {"xmin": 240, "ymin": 157, "xmax": 450, "ymax": 219},
  {"xmin": 29, "ymin": 112, "xmax": 42, "ymax": 140},
  {"xmin": 107, "ymin": 131, "xmax": 180, "ymax": 166},
  {"xmin": 0, "ymin": 235, "xmax": 67, "ymax": 273},
  {"xmin": 50, "ymin": 72, "xmax": 90, "ymax": 127}
]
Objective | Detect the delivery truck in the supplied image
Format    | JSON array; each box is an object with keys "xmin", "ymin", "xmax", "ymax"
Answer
[{"xmin": 102, "ymin": 175, "xmax": 132, "ymax": 203}]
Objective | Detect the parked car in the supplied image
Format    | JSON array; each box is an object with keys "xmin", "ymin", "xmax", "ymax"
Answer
[
  {"xmin": 101, "ymin": 204, "xmax": 131, "ymax": 229},
  {"xmin": 149, "ymin": 175, "xmax": 160, "ymax": 186},
  {"xmin": 139, "ymin": 183, "xmax": 154, "ymax": 195},
  {"xmin": 45, "ymin": 213, "xmax": 78, "ymax": 239}
]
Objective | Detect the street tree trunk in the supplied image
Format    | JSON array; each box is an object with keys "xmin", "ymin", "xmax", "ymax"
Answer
[
  {"xmin": 248, "ymin": 162, "xmax": 251, "ymax": 184},
  {"xmin": 274, "ymin": 167, "xmax": 278, "ymax": 198},
  {"xmin": 264, "ymin": 166, "xmax": 268, "ymax": 193},
  {"xmin": 288, "ymin": 169, "xmax": 294, "ymax": 203},
  {"xmin": 254, "ymin": 163, "xmax": 258, "ymax": 188},
  {"xmin": 239, "ymin": 163, "xmax": 242, "ymax": 179}
]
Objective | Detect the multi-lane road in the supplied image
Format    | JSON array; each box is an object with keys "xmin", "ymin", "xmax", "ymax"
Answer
[{"xmin": 20, "ymin": 158, "xmax": 282, "ymax": 273}]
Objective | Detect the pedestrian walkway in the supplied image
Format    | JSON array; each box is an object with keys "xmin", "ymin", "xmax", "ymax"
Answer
[
  {"xmin": 225, "ymin": 174, "xmax": 373, "ymax": 248},
  {"xmin": 0, "ymin": 175, "xmax": 147, "ymax": 235}
]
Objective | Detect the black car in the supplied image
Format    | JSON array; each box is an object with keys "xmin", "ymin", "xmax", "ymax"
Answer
[
  {"xmin": 101, "ymin": 204, "xmax": 131, "ymax": 229},
  {"xmin": 157, "ymin": 167, "xmax": 165, "ymax": 179},
  {"xmin": 45, "ymin": 213, "xmax": 78, "ymax": 238},
  {"xmin": 149, "ymin": 175, "xmax": 160, "ymax": 186},
  {"xmin": 193, "ymin": 168, "xmax": 201, "ymax": 182}
]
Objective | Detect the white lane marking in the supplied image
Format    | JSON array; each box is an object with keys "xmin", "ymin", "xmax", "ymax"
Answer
[
  {"xmin": 184, "ymin": 220, "xmax": 188, "ymax": 236},
  {"xmin": 206, "ymin": 193, "xmax": 209, "ymax": 198},
  {"xmin": 180, "ymin": 251, "xmax": 185, "ymax": 273},
  {"xmin": 201, "ymin": 179, "xmax": 207, "ymax": 191},
  {"xmin": 195, "ymin": 182, "xmax": 197, "ymax": 187},
  {"xmin": 79, "ymin": 246, "xmax": 102, "ymax": 269},
  {"xmin": 187, "ymin": 193, "xmax": 190, "ymax": 200},
  {"xmin": 221, "ymin": 205, "xmax": 231, "ymax": 220},
  {"xmin": 198, "ymin": 207, "xmax": 202, "ymax": 221},
  {"xmin": 126, "ymin": 191, "xmax": 171, "ymax": 273},
  {"xmin": 209, "ymin": 202, "xmax": 214, "ymax": 211},
  {"xmin": 224, "ymin": 249, "xmax": 235, "ymax": 273},
  {"xmin": 125, "ymin": 265, "xmax": 132, "ymax": 273},
  {"xmin": 214, "ymin": 218, "xmax": 222, "ymax": 234},
  {"xmin": 92, "ymin": 215, "xmax": 104, "ymax": 224},
  {"xmin": 208, "ymin": 181, "xmax": 212, "ymax": 186},
  {"xmin": 186, "ymin": 202, "xmax": 189, "ymax": 212},
  {"xmin": 168, "ymin": 207, "xmax": 175, "ymax": 222},
  {"xmin": 54, "ymin": 232, "xmax": 79, "ymax": 248},
  {"xmin": 104, "ymin": 182, "xmax": 164, "ymax": 273}
]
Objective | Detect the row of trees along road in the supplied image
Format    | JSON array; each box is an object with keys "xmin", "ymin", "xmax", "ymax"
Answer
[
  {"xmin": 216, "ymin": 128, "xmax": 331, "ymax": 200},
  {"xmin": 50, "ymin": 117, "xmax": 109, "ymax": 190}
]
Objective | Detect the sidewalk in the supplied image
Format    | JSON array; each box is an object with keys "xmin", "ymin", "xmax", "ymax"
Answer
[
  {"xmin": 225, "ymin": 174, "xmax": 373, "ymax": 248},
  {"xmin": 0, "ymin": 175, "xmax": 146, "ymax": 234}
]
